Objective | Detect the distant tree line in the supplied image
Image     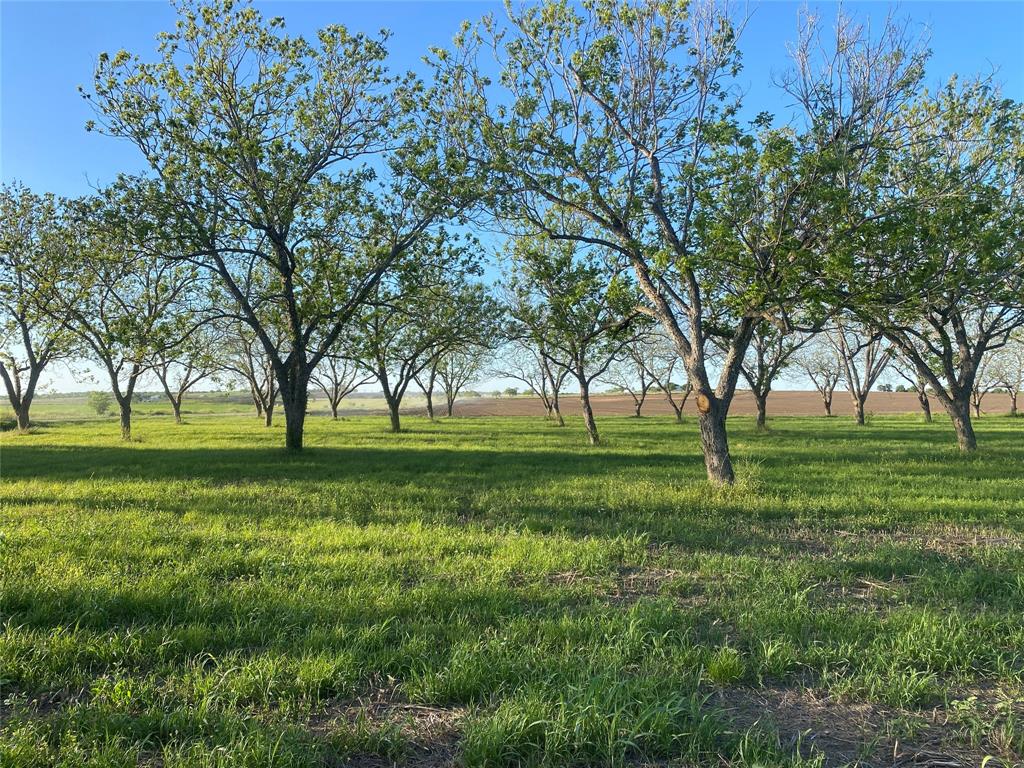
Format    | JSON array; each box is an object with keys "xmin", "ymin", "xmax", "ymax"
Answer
[{"xmin": 1, "ymin": 0, "xmax": 1021, "ymax": 484}]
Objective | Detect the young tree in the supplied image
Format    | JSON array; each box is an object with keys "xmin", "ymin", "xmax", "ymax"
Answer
[
  {"xmin": 434, "ymin": 3, "xmax": 916, "ymax": 481},
  {"xmin": 601, "ymin": 339, "xmax": 656, "ymax": 418},
  {"xmin": 350, "ymin": 241, "xmax": 494, "ymax": 433},
  {"xmin": 796, "ymin": 340, "xmax": 841, "ymax": 417},
  {"xmin": 988, "ymin": 333, "xmax": 1024, "ymax": 416},
  {"xmin": 311, "ymin": 354, "xmax": 371, "ymax": 420},
  {"xmin": 437, "ymin": 347, "xmax": 491, "ymax": 418},
  {"xmin": 219, "ymin": 319, "xmax": 280, "ymax": 425},
  {"xmin": 734, "ymin": 323, "xmax": 810, "ymax": 430},
  {"xmin": 152, "ymin": 325, "xmax": 220, "ymax": 423},
  {"xmin": 891, "ymin": 353, "xmax": 933, "ymax": 422},
  {"xmin": 504, "ymin": 234, "xmax": 637, "ymax": 445},
  {"xmin": 87, "ymin": 0, "xmax": 479, "ymax": 450},
  {"xmin": 59, "ymin": 197, "xmax": 196, "ymax": 440},
  {"xmin": 826, "ymin": 322, "xmax": 892, "ymax": 426},
  {"xmin": 492, "ymin": 340, "xmax": 569, "ymax": 425},
  {"xmin": 0, "ymin": 184, "xmax": 78, "ymax": 432}
]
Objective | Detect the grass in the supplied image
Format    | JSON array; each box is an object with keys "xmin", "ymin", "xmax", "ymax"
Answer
[{"xmin": 1, "ymin": 412, "xmax": 1022, "ymax": 767}]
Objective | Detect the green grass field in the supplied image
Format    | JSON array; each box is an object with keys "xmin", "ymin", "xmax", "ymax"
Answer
[{"xmin": 2, "ymin": 414, "xmax": 1022, "ymax": 767}]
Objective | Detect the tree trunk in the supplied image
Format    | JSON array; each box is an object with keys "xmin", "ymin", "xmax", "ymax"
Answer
[
  {"xmin": 330, "ymin": 400, "xmax": 339, "ymax": 420},
  {"xmin": 1010, "ymin": 392, "xmax": 1018, "ymax": 417},
  {"xmin": 171, "ymin": 398, "xmax": 183, "ymax": 424},
  {"xmin": 696, "ymin": 394, "xmax": 734, "ymax": 484},
  {"xmin": 947, "ymin": 397, "xmax": 977, "ymax": 452},
  {"xmin": 15, "ymin": 400, "xmax": 31, "ymax": 432},
  {"xmin": 264, "ymin": 399, "xmax": 274, "ymax": 427},
  {"xmin": 281, "ymin": 385, "xmax": 307, "ymax": 450},
  {"xmin": 754, "ymin": 393, "xmax": 767, "ymax": 430},
  {"xmin": 823, "ymin": 394, "xmax": 833, "ymax": 417},
  {"xmin": 971, "ymin": 396, "xmax": 981, "ymax": 418},
  {"xmin": 633, "ymin": 398, "xmax": 642, "ymax": 418},
  {"xmin": 853, "ymin": 396, "xmax": 866, "ymax": 426},
  {"xmin": 424, "ymin": 389, "xmax": 434, "ymax": 420},
  {"xmin": 578, "ymin": 379, "xmax": 599, "ymax": 445},
  {"xmin": 253, "ymin": 392, "xmax": 264, "ymax": 418},
  {"xmin": 388, "ymin": 400, "xmax": 402, "ymax": 433},
  {"xmin": 446, "ymin": 395, "xmax": 455, "ymax": 418},
  {"xmin": 551, "ymin": 390, "xmax": 565, "ymax": 427},
  {"xmin": 119, "ymin": 401, "xmax": 132, "ymax": 441},
  {"xmin": 917, "ymin": 390, "xmax": 932, "ymax": 422}
]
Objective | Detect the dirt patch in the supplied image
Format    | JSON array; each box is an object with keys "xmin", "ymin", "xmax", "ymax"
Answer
[
  {"xmin": 444, "ymin": 392, "xmax": 1018, "ymax": 419},
  {"xmin": 712, "ymin": 685, "xmax": 1019, "ymax": 767},
  {"xmin": 308, "ymin": 685, "xmax": 466, "ymax": 768}
]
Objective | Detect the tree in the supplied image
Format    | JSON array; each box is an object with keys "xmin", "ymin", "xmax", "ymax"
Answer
[
  {"xmin": 311, "ymin": 354, "xmax": 371, "ymax": 420},
  {"xmin": 504, "ymin": 233, "xmax": 637, "ymax": 446},
  {"xmin": 891, "ymin": 352, "xmax": 933, "ymax": 422},
  {"xmin": 87, "ymin": 390, "xmax": 112, "ymax": 416},
  {"xmin": 219, "ymin": 319, "xmax": 280, "ymax": 425},
  {"xmin": 970, "ymin": 353, "xmax": 1000, "ymax": 418},
  {"xmin": 796, "ymin": 339, "xmax": 841, "ymax": 417},
  {"xmin": 826, "ymin": 321, "xmax": 892, "ymax": 426},
  {"xmin": 152, "ymin": 325, "xmax": 220, "ymax": 423},
  {"xmin": 437, "ymin": 347, "xmax": 490, "ymax": 418},
  {"xmin": 819, "ymin": 76, "xmax": 1024, "ymax": 450},
  {"xmin": 735, "ymin": 324, "xmax": 810, "ymax": 430},
  {"xmin": 0, "ymin": 184, "xmax": 78, "ymax": 432},
  {"xmin": 349, "ymin": 240, "xmax": 493, "ymax": 433},
  {"xmin": 492, "ymin": 340, "xmax": 569, "ymax": 425},
  {"xmin": 988, "ymin": 332, "xmax": 1024, "ymax": 416},
  {"xmin": 86, "ymin": 0, "xmax": 479, "ymax": 450},
  {"xmin": 434, "ymin": 2, "xmax": 914, "ymax": 482},
  {"xmin": 601, "ymin": 339, "xmax": 656, "ymax": 418},
  {"xmin": 59, "ymin": 195, "xmax": 196, "ymax": 440}
]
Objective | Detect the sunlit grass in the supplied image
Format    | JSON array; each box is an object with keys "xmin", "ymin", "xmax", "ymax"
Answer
[{"xmin": 1, "ymin": 414, "xmax": 1022, "ymax": 766}]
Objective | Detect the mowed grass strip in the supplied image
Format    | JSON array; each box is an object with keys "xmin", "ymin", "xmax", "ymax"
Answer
[{"xmin": 1, "ymin": 415, "xmax": 1022, "ymax": 767}]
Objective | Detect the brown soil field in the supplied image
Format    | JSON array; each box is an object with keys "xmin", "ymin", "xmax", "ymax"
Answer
[{"xmin": 445, "ymin": 390, "xmax": 1016, "ymax": 418}]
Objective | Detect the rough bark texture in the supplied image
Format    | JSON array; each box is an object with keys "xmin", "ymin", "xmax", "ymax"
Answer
[
  {"xmin": 853, "ymin": 396, "xmax": 866, "ymax": 426},
  {"xmin": 263, "ymin": 403, "xmax": 274, "ymax": 427},
  {"xmin": 171, "ymin": 399, "xmax": 183, "ymax": 424},
  {"xmin": 424, "ymin": 390, "xmax": 434, "ymax": 420},
  {"xmin": 948, "ymin": 398, "xmax": 977, "ymax": 452},
  {"xmin": 823, "ymin": 396, "xmax": 833, "ymax": 417},
  {"xmin": 15, "ymin": 402, "xmax": 32, "ymax": 432},
  {"xmin": 917, "ymin": 391, "xmax": 932, "ymax": 422},
  {"xmin": 119, "ymin": 402, "xmax": 132, "ymax": 441},
  {"xmin": 281, "ymin": 385, "xmax": 307, "ymax": 450},
  {"xmin": 388, "ymin": 401, "xmax": 402, "ymax": 433},
  {"xmin": 696, "ymin": 393, "xmax": 734, "ymax": 484},
  {"xmin": 754, "ymin": 394, "xmax": 767, "ymax": 430},
  {"xmin": 578, "ymin": 380, "xmax": 599, "ymax": 445}
]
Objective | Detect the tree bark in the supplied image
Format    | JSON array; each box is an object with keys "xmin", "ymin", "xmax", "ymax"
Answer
[
  {"xmin": 330, "ymin": 400, "xmax": 340, "ymax": 420},
  {"xmin": 917, "ymin": 390, "xmax": 932, "ymax": 422},
  {"xmin": 948, "ymin": 397, "xmax": 977, "ymax": 452},
  {"xmin": 253, "ymin": 390, "xmax": 264, "ymax": 418},
  {"xmin": 446, "ymin": 395, "xmax": 455, "ymax": 418},
  {"xmin": 282, "ymin": 386, "xmax": 307, "ymax": 450},
  {"xmin": 264, "ymin": 401, "xmax": 274, "ymax": 427},
  {"xmin": 696, "ymin": 393, "xmax": 734, "ymax": 484},
  {"xmin": 119, "ymin": 401, "xmax": 132, "ymax": 441},
  {"xmin": 552, "ymin": 391, "xmax": 565, "ymax": 427},
  {"xmin": 754, "ymin": 393, "xmax": 767, "ymax": 430},
  {"xmin": 15, "ymin": 401, "xmax": 32, "ymax": 432},
  {"xmin": 823, "ymin": 394, "xmax": 833, "ymax": 417},
  {"xmin": 578, "ymin": 379, "xmax": 599, "ymax": 445},
  {"xmin": 853, "ymin": 396, "xmax": 866, "ymax": 426},
  {"xmin": 1010, "ymin": 392, "xmax": 1018, "ymax": 417},
  {"xmin": 424, "ymin": 389, "xmax": 434, "ymax": 420},
  {"xmin": 388, "ymin": 400, "xmax": 402, "ymax": 433},
  {"xmin": 171, "ymin": 398, "xmax": 183, "ymax": 424}
]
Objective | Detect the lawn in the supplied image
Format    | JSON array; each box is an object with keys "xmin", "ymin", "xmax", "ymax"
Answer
[{"xmin": 1, "ymin": 414, "xmax": 1022, "ymax": 767}]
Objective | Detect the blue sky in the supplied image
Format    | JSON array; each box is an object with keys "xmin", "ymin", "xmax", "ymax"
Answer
[{"xmin": 2, "ymin": 0, "xmax": 1022, "ymax": 394}]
